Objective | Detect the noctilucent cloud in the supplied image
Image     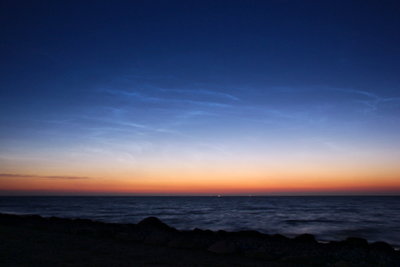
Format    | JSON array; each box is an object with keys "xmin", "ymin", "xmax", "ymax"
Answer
[{"xmin": 1, "ymin": 1, "xmax": 400, "ymax": 195}]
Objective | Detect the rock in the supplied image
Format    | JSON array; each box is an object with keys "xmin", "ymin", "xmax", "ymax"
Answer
[
  {"xmin": 1, "ymin": 213, "xmax": 400, "ymax": 265},
  {"xmin": 138, "ymin": 217, "xmax": 170, "ymax": 229},
  {"xmin": 73, "ymin": 218, "xmax": 95, "ymax": 225},
  {"xmin": 334, "ymin": 260, "xmax": 350, "ymax": 267},
  {"xmin": 244, "ymin": 249, "xmax": 267, "ymax": 259},
  {"xmin": 217, "ymin": 230, "xmax": 228, "ymax": 237},
  {"xmin": 343, "ymin": 237, "xmax": 368, "ymax": 248},
  {"xmin": 115, "ymin": 232, "xmax": 134, "ymax": 241},
  {"xmin": 143, "ymin": 230, "xmax": 172, "ymax": 245},
  {"xmin": 72, "ymin": 227, "xmax": 96, "ymax": 236},
  {"xmin": 294, "ymin": 233, "xmax": 317, "ymax": 244},
  {"xmin": 208, "ymin": 240, "xmax": 236, "ymax": 254},
  {"xmin": 271, "ymin": 234, "xmax": 289, "ymax": 242},
  {"xmin": 168, "ymin": 231, "xmax": 216, "ymax": 249},
  {"xmin": 235, "ymin": 230, "xmax": 263, "ymax": 238},
  {"xmin": 138, "ymin": 216, "xmax": 161, "ymax": 225},
  {"xmin": 370, "ymin": 241, "xmax": 394, "ymax": 253},
  {"xmin": 328, "ymin": 237, "xmax": 370, "ymax": 263},
  {"xmin": 168, "ymin": 236, "xmax": 196, "ymax": 248},
  {"xmin": 234, "ymin": 236, "xmax": 266, "ymax": 252}
]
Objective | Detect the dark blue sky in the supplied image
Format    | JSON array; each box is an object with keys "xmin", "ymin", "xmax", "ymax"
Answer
[
  {"xmin": 2, "ymin": 1, "xmax": 400, "ymax": 92},
  {"xmin": 1, "ymin": 1, "xmax": 400, "ymax": 194}
]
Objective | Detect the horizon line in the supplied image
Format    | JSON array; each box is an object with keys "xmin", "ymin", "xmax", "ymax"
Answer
[{"xmin": 1, "ymin": 194, "xmax": 399, "ymax": 197}]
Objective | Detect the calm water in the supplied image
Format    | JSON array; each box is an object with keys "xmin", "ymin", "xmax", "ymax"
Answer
[{"xmin": 0, "ymin": 196, "xmax": 399, "ymax": 247}]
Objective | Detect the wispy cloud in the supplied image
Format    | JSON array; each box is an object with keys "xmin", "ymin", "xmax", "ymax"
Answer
[
  {"xmin": 176, "ymin": 110, "xmax": 216, "ymax": 119},
  {"xmin": 157, "ymin": 88, "xmax": 240, "ymax": 101},
  {"xmin": 335, "ymin": 88, "xmax": 400, "ymax": 112},
  {"xmin": 337, "ymin": 88, "xmax": 378, "ymax": 99},
  {"xmin": 111, "ymin": 73, "xmax": 241, "ymax": 101},
  {"xmin": 0, "ymin": 173, "xmax": 91, "ymax": 180},
  {"xmin": 69, "ymin": 114, "xmax": 189, "ymax": 144},
  {"xmin": 101, "ymin": 89, "xmax": 160, "ymax": 102},
  {"xmin": 100, "ymin": 88, "xmax": 233, "ymax": 108}
]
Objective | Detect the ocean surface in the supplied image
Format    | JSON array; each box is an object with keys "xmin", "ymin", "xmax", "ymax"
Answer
[{"xmin": 0, "ymin": 196, "xmax": 399, "ymax": 247}]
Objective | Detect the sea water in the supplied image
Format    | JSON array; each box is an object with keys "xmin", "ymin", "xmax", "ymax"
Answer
[{"xmin": 0, "ymin": 196, "xmax": 399, "ymax": 247}]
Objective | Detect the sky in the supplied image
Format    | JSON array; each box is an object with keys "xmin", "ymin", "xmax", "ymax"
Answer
[{"xmin": 1, "ymin": 0, "xmax": 400, "ymax": 195}]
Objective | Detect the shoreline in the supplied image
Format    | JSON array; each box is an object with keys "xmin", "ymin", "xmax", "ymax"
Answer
[
  {"xmin": 1, "ymin": 209, "xmax": 398, "ymax": 250},
  {"xmin": 1, "ymin": 213, "xmax": 399, "ymax": 266}
]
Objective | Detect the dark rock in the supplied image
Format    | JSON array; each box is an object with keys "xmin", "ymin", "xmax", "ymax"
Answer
[
  {"xmin": 294, "ymin": 233, "xmax": 317, "ymax": 244},
  {"xmin": 1, "ymin": 213, "xmax": 400, "ymax": 265},
  {"xmin": 114, "ymin": 232, "xmax": 132, "ymax": 241},
  {"xmin": 138, "ymin": 217, "xmax": 174, "ymax": 231},
  {"xmin": 95, "ymin": 227, "xmax": 115, "ymax": 238},
  {"xmin": 217, "ymin": 230, "xmax": 228, "ymax": 236},
  {"xmin": 334, "ymin": 260, "xmax": 351, "ymax": 267},
  {"xmin": 168, "ymin": 236, "xmax": 197, "ymax": 248},
  {"xmin": 244, "ymin": 247, "xmax": 281, "ymax": 260},
  {"xmin": 370, "ymin": 241, "xmax": 394, "ymax": 252},
  {"xmin": 73, "ymin": 218, "xmax": 95, "ymax": 224},
  {"xmin": 271, "ymin": 234, "xmax": 289, "ymax": 242},
  {"xmin": 244, "ymin": 248, "xmax": 267, "ymax": 259},
  {"xmin": 234, "ymin": 230, "xmax": 264, "ymax": 238},
  {"xmin": 143, "ymin": 230, "xmax": 173, "ymax": 245},
  {"xmin": 118, "ymin": 229, "xmax": 147, "ymax": 242},
  {"xmin": 327, "ymin": 238, "xmax": 370, "ymax": 263},
  {"xmin": 208, "ymin": 240, "xmax": 236, "ymax": 254},
  {"xmin": 203, "ymin": 229, "xmax": 214, "ymax": 235},
  {"xmin": 72, "ymin": 227, "xmax": 97, "ymax": 236},
  {"xmin": 343, "ymin": 237, "xmax": 369, "ymax": 248},
  {"xmin": 48, "ymin": 216, "xmax": 65, "ymax": 223},
  {"xmin": 138, "ymin": 216, "xmax": 163, "ymax": 226},
  {"xmin": 234, "ymin": 236, "xmax": 266, "ymax": 252}
]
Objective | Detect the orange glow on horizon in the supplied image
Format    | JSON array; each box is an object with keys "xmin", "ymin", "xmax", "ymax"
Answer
[{"xmin": 0, "ymin": 170, "xmax": 399, "ymax": 195}]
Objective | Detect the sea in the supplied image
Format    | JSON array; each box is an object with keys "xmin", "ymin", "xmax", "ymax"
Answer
[{"xmin": 0, "ymin": 196, "xmax": 399, "ymax": 248}]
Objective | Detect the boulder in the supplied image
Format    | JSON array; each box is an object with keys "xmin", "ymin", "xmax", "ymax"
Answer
[
  {"xmin": 343, "ymin": 237, "xmax": 369, "ymax": 248},
  {"xmin": 370, "ymin": 241, "xmax": 394, "ymax": 253},
  {"xmin": 138, "ymin": 217, "xmax": 171, "ymax": 229},
  {"xmin": 208, "ymin": 240, "xmax": 236, "ymax": 254},
  {"xmin": 294, "ymin": 233, "xmax": 317, "ymax": 244},
  {"xmin": 143, "ymin": 230, "xmax": 173, "ymax": 245}
]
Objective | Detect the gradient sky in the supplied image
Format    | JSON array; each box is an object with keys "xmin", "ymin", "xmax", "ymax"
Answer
[{"xmin": 1, "ymin": 1, "xmax": 400, "ymax": 195}]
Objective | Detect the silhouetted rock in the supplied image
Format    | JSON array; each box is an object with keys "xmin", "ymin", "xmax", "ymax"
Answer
[
  {"xmin": 234, "ymin": 230, "xmax": 264, "ymax": 238},
  {"xmin": 143, "ymin": 230, "xmax": 173, "ymax": 245},
  {"xmin": 168, "ymin": 236, "xmax": 194, "ymax": 248},
  {"xmin": 271, "ymin": 233, "xmax": 289, "ymax": 242},
  {"xmin": 343, "ymin": 237, "xmax": 369, "ymax": 248},
  {"xmin": 168, "ymin": 230, "xmax": 216, "ymax": 249},
  {"xmin": 1, "ymin": 213, "xmax": 399, "ymax": 266},
  {"xmin": 333, "ymin": 260, "xmax": 351, "ymax": 267},
  {"xmin": 138, "ymin": 216, "xmax": 172, "ymax": 230},
  {"xmin": 208, "ymin": 240, "xmax": 236, "ymax": 254},
  {"xmin": 294, "ymin": 233, "xmax": 317, "ymax": 244},
  {"xmin": 370, "ymin": 241, "xmax": 394, "ymax": 252}
]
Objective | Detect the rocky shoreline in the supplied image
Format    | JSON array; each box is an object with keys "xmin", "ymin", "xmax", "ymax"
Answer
[{"xmin": 0, "ymin": 213, "xmax": 399, "ymax": 266}]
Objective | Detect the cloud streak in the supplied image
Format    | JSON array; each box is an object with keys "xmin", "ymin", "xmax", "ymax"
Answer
[
  {"xmin": 100, "ymin": 88, "xmax": 233, "ymax": 108},
  {"xmin": 336, "ymin": 88, "xmax": 400, "ymax": 112},
  {"xmin": 0, "ymin": 173, "xmax": 91, "ymax": 180},
  {"xmin": 117, "ymin": 73, "xmax": 240, "ymax": 101},
  {"xmin": 157, "ymin": 88, "xmax": 240, "ymax": 101}
]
